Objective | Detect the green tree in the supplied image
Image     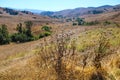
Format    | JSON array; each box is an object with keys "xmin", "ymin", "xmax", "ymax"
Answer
[
  {"xmin": 76, "ymin": 18, "xmax": 85, "ymax": 25},
  {"xmin": 11, "ymin": 21, "xmax": 35, "ymax": 43},
  {"xmin": 16, "ymin": 23, "xmax": 23, "ymax": 33},
  {"xmin": 0, "ymin": 24, "xmax": 11, "ymax": 45},
  {"xmin": 24, "ymin": 21, "xmax": 33, "ymax": 37}
]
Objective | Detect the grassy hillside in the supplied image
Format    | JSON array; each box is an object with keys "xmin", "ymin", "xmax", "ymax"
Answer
[
  {"xmin": 40, "ymin": 4, "xmax": 120, "ymax": 18},
  {"xmin": 82, "ymin": 11, "xmax": 120, "ymax": 23},
  {"xmin": 0, "ymin": 26, "xmax": 120, "ymax": 80},
  {"xmin": 0, "ymin": 5, "xmax": 120, "ymax": 80},
  {"xmin": 0, "ymin": 7, "xmax": 56, "ymax": 33}
]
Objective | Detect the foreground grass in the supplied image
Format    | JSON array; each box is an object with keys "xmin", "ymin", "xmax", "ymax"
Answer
[
  {"xmin": 0, "ymin": 27, "xmax": 120, "ymax": 80},
  {"xmin": 76, "ymin": 27, "xmax": 120, "ymax": 52}
]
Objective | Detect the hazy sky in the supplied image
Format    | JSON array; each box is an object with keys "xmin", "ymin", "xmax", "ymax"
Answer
[{"xmin": 0, "ymin": 0, "xmax": 120, "ymax": 11}]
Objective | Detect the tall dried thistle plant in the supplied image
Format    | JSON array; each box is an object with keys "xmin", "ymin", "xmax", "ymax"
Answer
[{"xmin": 37, "ymin": 30, "xmax": 78, "ymax": 80}]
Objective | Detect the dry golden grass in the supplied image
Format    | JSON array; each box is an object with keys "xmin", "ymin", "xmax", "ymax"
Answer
[
  {"xmin": 0, "ymin": 26, "xmax": 120, "ymax": 80},
  {"xmin": 0, "ymin": 10, "xmax": 55, "ymax": 33},
  {"xmin": 81, "ymin": 11, "xmax": 120, "ymax": 24},
  {"xmin": 1, "ymin": 7, "xmax": 120, "ymax": 80}
]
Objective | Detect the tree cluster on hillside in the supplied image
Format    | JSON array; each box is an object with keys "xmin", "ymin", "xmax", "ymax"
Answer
[
  {"xmin": 21, "ymin": 11, "xmax": 29, "ymax": 14},
  {"xmin": 0, "ymin": 22, "xmax": 52, "ymax": 45},
  {"xmin": 11, "ymin": 21, "xmax": 34, "ymax": 43},
  {"xmin": 21, "ymin": 11, "xmax": 33, "ymax": 15},
  {"xmin": 12, "ymin": 22, "xmax": 52, "ymax": 43},
  {"xmin": 3, "ymin": 8, "xmax": 18, "ymax": 15},
  {"xmin": 73, "ymin": 18, "xmax": 99, "ymax": 26},
  {"xmin": 88, "ymin": 10, "xmax": 104, "ymax": 14}
]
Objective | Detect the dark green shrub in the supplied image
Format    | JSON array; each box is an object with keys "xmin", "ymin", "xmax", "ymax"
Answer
[
  {"xmin": 39, "ymin": 33, "xmax": 45, "ymax": 38},
  {"xmin": 73, "ymin": 22, "xmax": 77, "ymax": 26},
  {"xmin": 11, "ymin": 33, "xmax": 28, "ymax": 43},
  {"xmin": 39, "ymin": 32, "xmax": 51, "ymax": 38},
  {"xmin": 0, "ymin": 33, "xmax": 11, "ymax": 45},
  {"xmin": 27, "ymin": 36, "xmax": 35, "ymax": 41},
  {"xmin": 44, "ymin": 32, "xmax": 51, "ymax": 36},
  {"xmin": 76, "ymin": 18, "xmax": 85, "ymax": 25},
  {"xmin": 103, "ymin": 21, "xmax": 111, "ymax": 26},
  {"xmin": 24, "ymin": 21, "xmax": 33, "ymax": 37},
  {"xmin": 42, "ymin": 26, "xmax": 52, "ymax": 32}
]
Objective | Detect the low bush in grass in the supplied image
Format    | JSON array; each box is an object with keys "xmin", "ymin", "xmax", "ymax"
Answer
[
  {"xmin": 0, "ymin": 23, "xmax": 52, "ymax": 44},
  {"xmin": 73, "ymin": 22, "xmax": 77, "ymax": 26},
  {"xmin": 39, "ymin": 31, "xmax": 51, "ymax": 38},
  {"xmin": 11, "ymin": 33, "xmax": 28, "ymax": 43},
  {"xmin": 11, "ymin": 33, "xmax": 36, "ymax": 43},
  {"xmin": 103, "ymin": 21, "xmax": 111, "ymax": 26},
  {"xmin": 42, "ymin": 26, "xmax": 52, "ymax": 32}
]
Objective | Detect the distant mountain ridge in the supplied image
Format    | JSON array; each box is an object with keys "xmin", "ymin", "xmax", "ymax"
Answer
[
  {"xmin": 40, "ymin": 4, "xmax": 120, "ymax": 17},
  {"xmin": 19, "ymin": 9, "xmax": 44, "ymax": 14},
  {"xmin": 0, "ymin": 4, "xmax": 120, "ymax": 18},
  {"xmin": 0, "ymin": 7, "xmax": 45, "ymax": 16},
  {"xmin": 0, "ymin": 7, "xmax": 35, "ymax": 15}
]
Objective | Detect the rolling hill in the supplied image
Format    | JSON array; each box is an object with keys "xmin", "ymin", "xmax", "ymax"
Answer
[
  {"xmin": 40, "ymin": 4, "xmax": 120, "ymax": 17},
  {"xmin": 0, "ymin": 7, "xmax": 55, "ymax": 33},
  {"xmin": 0, "ymin": 3, "xmax": 120, "ymax": 80}
]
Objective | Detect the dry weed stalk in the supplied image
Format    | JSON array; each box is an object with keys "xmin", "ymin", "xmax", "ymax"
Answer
[
  {"xmin": 92, "ymin": 30, "xmax": 111, "ymax": 80},
  {"xmin": 93, "ymin": 31, "xmax": 110, "ymax": 68},
  {"xmin": 37, "ymin": 30, "xmax": 78, "ymax": 80}
]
